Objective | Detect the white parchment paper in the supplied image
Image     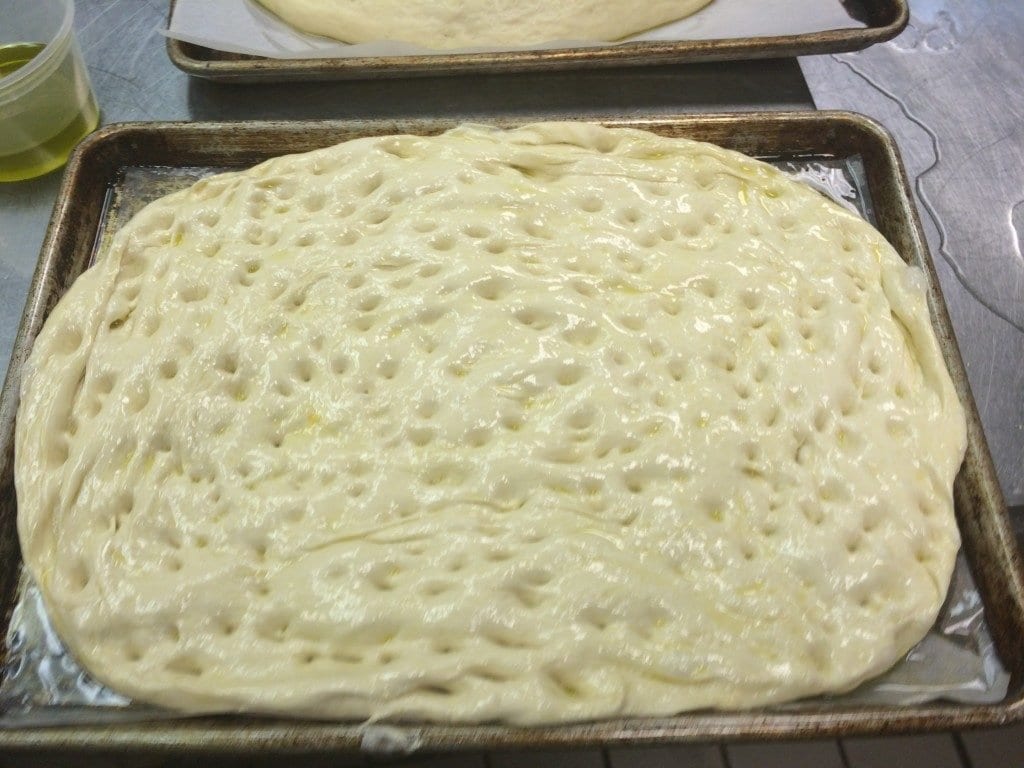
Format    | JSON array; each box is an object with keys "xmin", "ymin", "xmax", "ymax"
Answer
[{"xmin": 164, "ymin": 0, "xmax": 866, "ymax": 59}]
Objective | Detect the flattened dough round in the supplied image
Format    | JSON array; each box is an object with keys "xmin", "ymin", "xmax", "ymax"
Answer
[
  {"xmin": 16, "ymin": 123, "xmax": 966, "ymax": 724},
  {"xmin": 254, "ymin": 0, "xmax": 715, "ymax": 47}
]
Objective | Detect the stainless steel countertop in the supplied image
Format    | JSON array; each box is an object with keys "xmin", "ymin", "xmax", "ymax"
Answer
[
  {"xmin": 0, "ymin": 0, "xmax": 1021, "ymax": 763},
  {"xmin": 802, "ymin": 0, "xmax": 1024, "ymax": 508}
]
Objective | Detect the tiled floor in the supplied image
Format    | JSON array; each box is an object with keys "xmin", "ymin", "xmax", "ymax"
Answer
[
  {"xmin": 6, "ymin": 723, "xmax": 1013, "ymax": 767},
  {"xmin": 436, "ymin": 726, "xmax": 1017, "ymax": 768}
]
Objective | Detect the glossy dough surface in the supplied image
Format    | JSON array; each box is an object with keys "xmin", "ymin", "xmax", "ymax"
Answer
[
  {"xmin": 16, "ymin": 123, "xmax": 966, "ymax": 723},
  {"xmin": 253, "ymin": 0, "xmax": 714, "ymax": 47}
]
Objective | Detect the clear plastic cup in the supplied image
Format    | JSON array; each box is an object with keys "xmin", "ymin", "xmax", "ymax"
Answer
[{"xmin": 0, "ymin": 0, "xmax": 100, "ymax": 182}]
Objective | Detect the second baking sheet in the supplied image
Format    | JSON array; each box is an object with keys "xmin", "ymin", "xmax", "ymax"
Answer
[{"xmin": 165, "ymin": 0, "xmax": 907, "ymax": 81}]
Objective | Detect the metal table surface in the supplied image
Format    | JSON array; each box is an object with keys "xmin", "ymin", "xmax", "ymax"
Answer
[{"xmin": 0, "ymin": 1, "xmax": 1021, "ymax": 765}]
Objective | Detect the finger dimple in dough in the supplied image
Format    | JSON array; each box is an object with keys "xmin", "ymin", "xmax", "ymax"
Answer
[{"xmin": 16, "ymin": 122, "xmax": 966, "ymax": 724}]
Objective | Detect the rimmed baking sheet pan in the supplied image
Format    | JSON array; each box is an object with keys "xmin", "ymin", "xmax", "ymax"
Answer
[
  {"xmin": 0, "ymin": 112, "xmax": 1019, "ymax": 759},
  {"xmin": 165, "ymin": 0, "xmax": 909, "ymax": 82}
]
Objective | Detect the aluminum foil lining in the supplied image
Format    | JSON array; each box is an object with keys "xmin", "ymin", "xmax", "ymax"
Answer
[{"xmin": 0, "ymin": 158, "xmax": 1007, "ymax": 748}]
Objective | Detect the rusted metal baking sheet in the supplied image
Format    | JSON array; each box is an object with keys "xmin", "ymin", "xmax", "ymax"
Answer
[{"xmin": 0, "ymin": 113, "xmax": 1019, "ymax": 760}]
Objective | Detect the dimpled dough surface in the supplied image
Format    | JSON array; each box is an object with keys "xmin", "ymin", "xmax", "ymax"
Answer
[
  {"xmin": 16, "ymin": 123, "xmax": 966, "ymax": 724},
  {"xmin": 253, "ymin": 0, "xmax": 714, "ymax": 48}
]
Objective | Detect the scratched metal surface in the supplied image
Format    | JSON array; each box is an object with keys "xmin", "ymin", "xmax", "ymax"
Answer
[{"xmin": 801, "ymin": 0, "xmax": 1024, "ymax": 506}]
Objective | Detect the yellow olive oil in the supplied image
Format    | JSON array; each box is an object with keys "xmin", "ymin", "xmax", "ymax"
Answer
[
  {"xmin": 0, "ymin": 42, "xmax": 100, "ymax": 182},
  {"xmin": 0, "ymin": 42, "xmax": 43, "ymax": 77}
]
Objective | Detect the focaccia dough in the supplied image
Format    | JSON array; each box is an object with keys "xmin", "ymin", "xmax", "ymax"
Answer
[
  {"xmin": 16, "ymin": 123, "xmax": 966, "ymax": 724},
  {"xmin": 253, "ymin": 0, "xmax": 715, "ymax": 48}
]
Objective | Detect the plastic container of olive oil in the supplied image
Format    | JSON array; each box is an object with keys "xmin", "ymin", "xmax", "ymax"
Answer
[{"xmin": 0, "ymin": 0, "xmax": 100, "ymax": 182}]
